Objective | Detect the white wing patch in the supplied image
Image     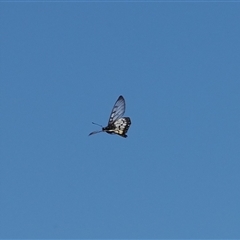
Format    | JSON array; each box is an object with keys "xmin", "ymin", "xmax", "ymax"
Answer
[
  {"xmin": 113, "ymin": 118, "xmax": 128, "ymax": 128},
  {"xmin": 112, "ymin": 117, "xmax": 131, "ymax": 135}
]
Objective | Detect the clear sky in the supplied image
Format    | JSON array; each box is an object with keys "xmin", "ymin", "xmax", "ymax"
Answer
[{"xmin": 1, "ymin": 2, "xmax": 240, "ymax": 239}]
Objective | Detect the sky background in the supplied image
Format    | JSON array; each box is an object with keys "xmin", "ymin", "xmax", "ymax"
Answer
[{"xmin": 1, "ymin": 2, "xmax": 240, "ymax": 239}]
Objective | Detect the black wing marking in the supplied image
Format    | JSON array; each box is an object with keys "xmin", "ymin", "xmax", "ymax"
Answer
[{"xmin": 108, "ymin": 95, "xmax": 125, "ymax": 124}]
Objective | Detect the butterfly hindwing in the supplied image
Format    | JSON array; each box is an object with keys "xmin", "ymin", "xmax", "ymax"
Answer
[
  {"xmin": 111, "ymin": 117, "xmax": 131, "ymax": 137},
  {"xmin": 104, "ymin": 117, "xmax": 131, "ymax": 138}
]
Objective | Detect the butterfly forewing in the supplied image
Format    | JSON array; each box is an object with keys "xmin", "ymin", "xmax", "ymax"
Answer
[{"xmin": 108, "ymin": 95, "xmax": 125, "ymax": 124}]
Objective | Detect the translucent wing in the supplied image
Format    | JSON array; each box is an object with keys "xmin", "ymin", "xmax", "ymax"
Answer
[{"xmin": 108, "ymin": 95, "xmax": 125, "ymax": 124}]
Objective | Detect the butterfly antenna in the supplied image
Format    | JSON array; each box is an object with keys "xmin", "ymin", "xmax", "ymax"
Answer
[{"xmin": 92, "ymin": 122, "xmax": 103, "ymax": 128}]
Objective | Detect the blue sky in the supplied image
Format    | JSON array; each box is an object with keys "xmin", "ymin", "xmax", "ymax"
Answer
[{"xmin": 1, "ymin": 2, "xmax": 240, "ymax": 239}]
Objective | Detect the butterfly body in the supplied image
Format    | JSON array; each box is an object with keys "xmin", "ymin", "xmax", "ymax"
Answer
[{"xmin": 89, "ymin": 96, "xmax": 131, "ymax": 138}]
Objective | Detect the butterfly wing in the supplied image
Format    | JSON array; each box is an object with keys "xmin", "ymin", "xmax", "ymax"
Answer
[
  {"xmin": 89, "ymin": 130, "xmax": 103, "ymax": 136},
  {"xmin": 108, "ymin": 95, "xmax": 125, "ymax": 124},
  {"xmin": 111, "ymin": 117, "xmax": 131, "ymax": 138}
]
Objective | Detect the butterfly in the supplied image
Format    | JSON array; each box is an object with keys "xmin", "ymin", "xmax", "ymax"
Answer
[{"xmin": 89, "ymin": 95, "xmax": 131, "ymax": 138}]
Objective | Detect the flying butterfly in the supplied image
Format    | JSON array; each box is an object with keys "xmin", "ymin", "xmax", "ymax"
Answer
[{"xmin": 89, "ymin": 95, "xmax": 131, "ymax": 138}]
